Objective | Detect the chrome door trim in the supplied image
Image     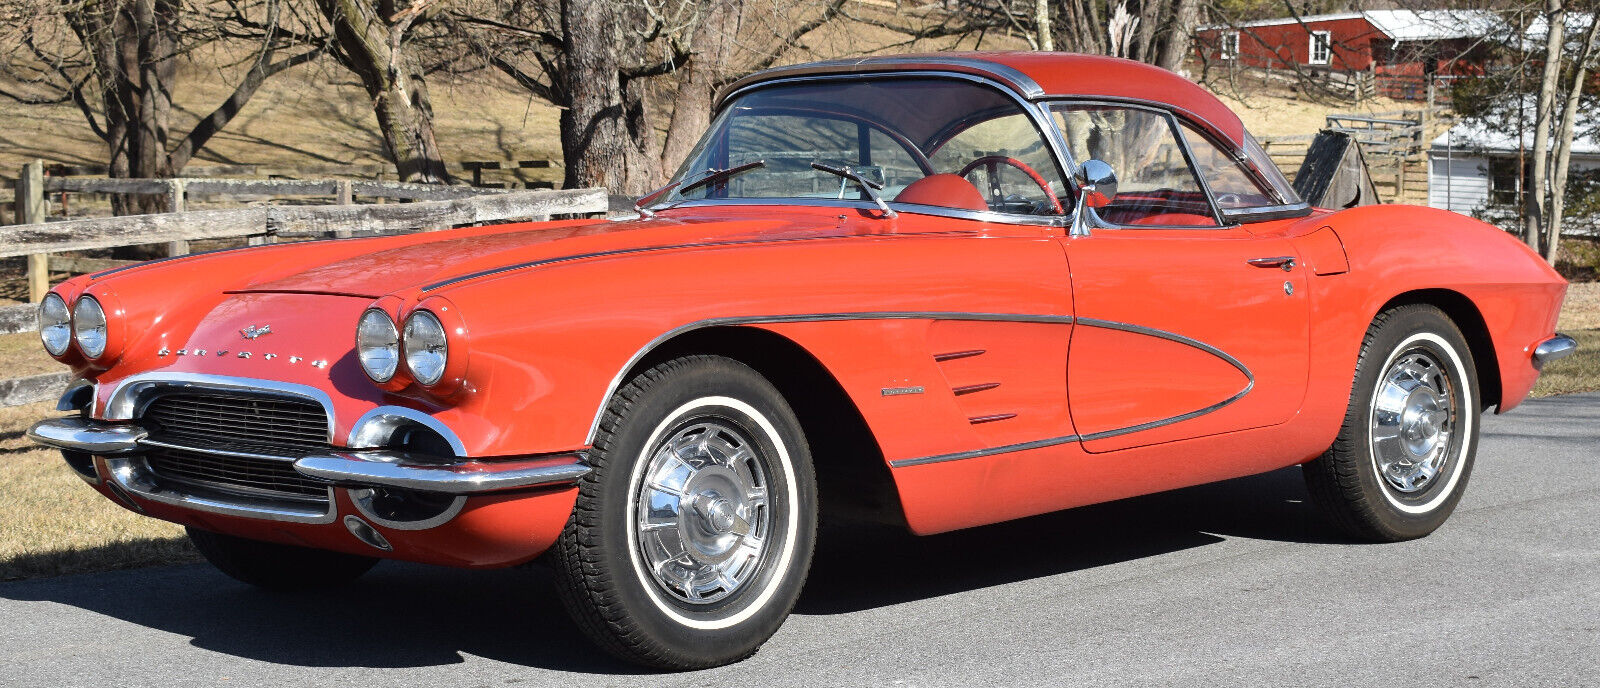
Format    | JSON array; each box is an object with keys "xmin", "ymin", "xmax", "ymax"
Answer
[
  {"xmin": 588, "ymin": 312, "xmax": 1252, "ymax": 453},
  {"xmin": 888, "ymin": 434, "xmax": 1080, "ymax": 468}
]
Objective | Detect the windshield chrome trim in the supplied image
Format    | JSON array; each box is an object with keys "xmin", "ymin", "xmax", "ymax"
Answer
[
  {"xmin": 652, "ymin": 198, "xmax": 1067, "ymax": 228},
  {"xmin": 714, "ymin": 57, "xmax": 1046, "ymax": 109}
]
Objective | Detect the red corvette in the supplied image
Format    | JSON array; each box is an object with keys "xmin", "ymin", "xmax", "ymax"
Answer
[{"xmin": 27, "ymin": 53, "xmax": 1572, "ymax": 668}]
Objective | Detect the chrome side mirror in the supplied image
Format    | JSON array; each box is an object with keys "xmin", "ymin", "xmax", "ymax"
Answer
[{"xmin": 1070, "ymin": 159, "xmax": 1118, "ymax": 236}]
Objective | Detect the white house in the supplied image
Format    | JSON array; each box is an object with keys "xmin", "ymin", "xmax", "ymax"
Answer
[{"xmin": 1427, "ymin": 119, "xmax": 1600, "ymax": 223}]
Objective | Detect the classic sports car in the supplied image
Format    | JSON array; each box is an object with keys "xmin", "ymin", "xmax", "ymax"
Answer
[{"xmin": 27, "ymin": 53, "xmax": 1573, "ymax": 669}]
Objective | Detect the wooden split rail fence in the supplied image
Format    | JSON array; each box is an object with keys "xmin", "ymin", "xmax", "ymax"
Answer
[
  {"xmin": 1260, "ymin": 110, "xmax": 1438, "ymax": 206},
  {"xmin": 0, "ymin": 162, "xmax": 606, "ymax": 407}
]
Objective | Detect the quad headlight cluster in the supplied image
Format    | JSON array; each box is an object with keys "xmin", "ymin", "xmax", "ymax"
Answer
[
  {"xmin": 38, "ymin": 293, "xmax": 113, "ymax": 361},
  {"xmin": 357, "ymin": 307, "xmax": 452, "ymax": 388}
]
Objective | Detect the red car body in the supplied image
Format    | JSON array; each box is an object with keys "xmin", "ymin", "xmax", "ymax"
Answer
[{"xmin": 30, "ymin": 53, "xmax": 1567, "ymax": 570}]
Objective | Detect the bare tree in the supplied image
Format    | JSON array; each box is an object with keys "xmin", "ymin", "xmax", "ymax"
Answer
[
  {"xmin": 457, "ymin": 0, "xmax": 846, "ymax": 194},
  {"xmin": 0, "ymin": 0, "xmax": 323, "ymax": 212},
  {"xmin": 311, "ymin": 0, "xmax": 451, "ymax": 182},
  {"xmin": 1527, "ymin": 1, "xmax": 1600, "ymax": 262}
]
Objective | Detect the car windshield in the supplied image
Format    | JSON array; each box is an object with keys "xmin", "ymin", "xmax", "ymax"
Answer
[{"xmin": 662, "ymin": 78, "xmax": 1070, "ymax": 216}]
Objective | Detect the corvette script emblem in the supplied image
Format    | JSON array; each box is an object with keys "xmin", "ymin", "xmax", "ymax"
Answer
[{"xmin": 240, "ymin": 324, "xmax": 272, "ymax": 340}]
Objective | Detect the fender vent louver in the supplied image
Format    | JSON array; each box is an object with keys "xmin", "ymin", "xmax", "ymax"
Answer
[
  {"xmin": 952, "ymin": 382, "xmax": 1001, "ymax": 395},
  {"xmin": 933, "ymin": 349, "xmax": 986, "ymax": 362},
  {"xmin": 968, "ymin": 413, "xmax": 1017, "ymax": 425}
]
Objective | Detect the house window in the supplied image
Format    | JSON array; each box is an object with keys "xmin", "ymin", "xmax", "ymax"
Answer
[
  {"xmin": 1221, "ymin": 31, "xmax": 1239, "ymax": 60},
  {"xmin": 1309, "ymin": 30, "xmax": 1332, "ymax": 65},
  {"xmin": 1488, "ymin": 157, "xmax": 1522, "ymax": 208}
]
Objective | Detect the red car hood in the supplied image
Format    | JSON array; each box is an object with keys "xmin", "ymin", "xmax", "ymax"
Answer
[{"xmin": 239, "ymin": 208, "xmax": 832, "ymax": 298}]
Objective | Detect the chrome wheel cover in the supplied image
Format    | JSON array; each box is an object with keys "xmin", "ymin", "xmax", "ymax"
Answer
[
  {"xmin": 634, "ymin": 419, "xmax": 772, "ymax": 605},
  {"xmin": 1369, "ymin": 349, "xmax": 1458, "ymax": 494}
]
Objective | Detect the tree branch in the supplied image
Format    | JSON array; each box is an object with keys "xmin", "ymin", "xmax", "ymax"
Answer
[{"xmin": 169, "ymin": 47, "xmax": 325, "ymax": 170}]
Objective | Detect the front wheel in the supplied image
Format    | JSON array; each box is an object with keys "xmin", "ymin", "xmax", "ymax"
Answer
[
  {"xmin": 1303, "ymin": 305, "xmax": 1481, "ymax": 541},
  {"xmin": 551, "ymin": 355, "xmax": 817, "ymax": 670}
]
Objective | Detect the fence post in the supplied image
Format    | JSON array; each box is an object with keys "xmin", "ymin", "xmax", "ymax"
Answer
[
  {"xmin": 335, "ymin": 180, "xmax": 354, "ymax": 239},
  {"xmin": 20, "ymin": 161, "xmax": 47, "ymax": 303},
  {"xmin": 167, "ymin": 178, "xmax": 189, "ymax": 256}
]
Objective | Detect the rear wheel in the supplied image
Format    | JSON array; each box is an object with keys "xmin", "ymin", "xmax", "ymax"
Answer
[
  {"xmin": 1303, "ymin": 305, "xmax": 1481, "ymax": 541},
  {"xmin": 186, "ymin": 527, "xmax": 378, "ymax": 590},
  {"xmin": 551, "ymin": 355, "xmax": 817, "ymax": 670}
]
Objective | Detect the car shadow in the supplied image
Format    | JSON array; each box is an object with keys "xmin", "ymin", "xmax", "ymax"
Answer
[
  {"xmin": 800, "ymin": 464, "xmax": 1342, "ymax": 615},
  {"xmin": 0, "ymin": 466, "xmax": 1340, "ymax": 672}
]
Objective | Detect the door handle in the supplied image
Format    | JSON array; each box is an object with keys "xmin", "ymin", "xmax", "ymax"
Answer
[{"xmin": 1247, "ymin": 256, "xmax": 1296, "ymax": 271}]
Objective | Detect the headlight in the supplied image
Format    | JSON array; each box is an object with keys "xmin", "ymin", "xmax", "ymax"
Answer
[
  {"xmin": 73, "ymin": 295, "xmax": 108, "ymax": 359},
  {"xmin": 403, "ymin": 310, "xmax": 448, "ymax": 386},
  {"xmin": 38, "ymin": 293, "xmax": 71, "ymax": 357},
  {"xmin": 356, "ymin": 309, "xmax": 400, "ymax": 383}
]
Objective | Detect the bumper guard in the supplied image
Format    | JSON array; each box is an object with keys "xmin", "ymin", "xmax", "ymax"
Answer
[{"xmin": 26, "ymin": 416, "xmax": 590, "ymax": 495}]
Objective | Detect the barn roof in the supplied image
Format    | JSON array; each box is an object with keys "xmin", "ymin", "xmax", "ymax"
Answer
[{"xmin": 1208, "ymin": 10, "xmax": 1498, "ymax": 43}]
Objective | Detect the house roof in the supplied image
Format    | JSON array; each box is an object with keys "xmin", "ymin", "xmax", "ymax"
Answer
[{"xmin": 1431, "ymin": 120, "xmax": 1600, "ymax": 157}]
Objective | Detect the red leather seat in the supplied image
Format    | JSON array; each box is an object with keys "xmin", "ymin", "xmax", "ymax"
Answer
[{"xmin": 893, "ymin": 174, "xmax": 989, "ymax": 212}]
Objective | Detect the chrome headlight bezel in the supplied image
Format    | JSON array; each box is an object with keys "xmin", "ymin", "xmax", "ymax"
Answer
[
  {"xmin": 402, "ymin": 310, "xmax": 449, "ymax": 387},
  {"xmin": 38, "ymin": 293, "xmax": 71, "ymax": 357},
  {"xmin": 72, "ymin": 295, "xmax": 108, "ymax": 359},
  {"xmin": 356, "ymin": 308, "xmax": 402, "ymax": 383}
]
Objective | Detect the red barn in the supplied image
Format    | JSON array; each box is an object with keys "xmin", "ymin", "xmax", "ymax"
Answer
[{"xmin": 1199, "ymin": 10, "xmax": 1498, "ymax": 97}]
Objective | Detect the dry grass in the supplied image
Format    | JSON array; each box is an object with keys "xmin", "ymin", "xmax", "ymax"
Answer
[
  {"xmin": 1532, "ymin": 285, "xmax": 1600, "ymax": 397},
  {"xmin": 1530, "ymin": 329, "xmax": 1600, "ymax": 397},
  {"xmin": 0, "ymin": 332, "xmax": 58, "ymax": 378},
  {"xmin": 0, "ymin": 402, "xmax": 195, "ymax": 581},
  {"xmin": 0, "ymin": 46, "xmax": 565, "ymax": 179}
]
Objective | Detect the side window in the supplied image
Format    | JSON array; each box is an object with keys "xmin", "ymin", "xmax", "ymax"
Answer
[
  {"xmin": 929, "ymin": 112, "xmax": 1068, "ymax": 214},
  {"xmin": 1175, "ymin": 120, "xmax": 1275, "ymax": 210},
  {"xmin": 1051, "ymin": 104, "xmax": 1218, "ymax": 227}
]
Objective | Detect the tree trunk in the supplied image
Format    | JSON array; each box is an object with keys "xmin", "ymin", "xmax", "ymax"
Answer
[
  {"xmin": 1155, "ymin": 0, "xmax": 1199, "ymax": 73},
  {"xmin": 623, "ymin": 77, "xmax": 664, "ymax": 191},
  {"xmin": 1526, "ymin": 0, "xmax": 1566, "ymax": 256},
  {"xmin": 69, "ymin": 0, "xmax": 180, "ymax": 214},
  {"xmin": 559, "ymin": 0, "xmax": 633, "ymax": 193},
  {"xmin": 1035, "ymin": 0, "xmax": 1052, "ymax": 51},
  {"xmin": 1131, "ymin": 0, "xmax": 1166, "ymax": 63},
  {"xmin": 1546, "ymin": 13, "xmax": 1600, "ymax": 264},
  {"xmin": 660, "ymin": 0, "xmax": 740, "ymax": 175},
  {"xmin": 316, "ymin": 0, "xmax": 451, "ymax": 183}
]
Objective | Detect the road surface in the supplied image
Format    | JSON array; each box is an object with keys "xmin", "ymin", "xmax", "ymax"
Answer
[{"xmin": 2, "ymin": 393, "xmax": 1596, "ymax": 687}]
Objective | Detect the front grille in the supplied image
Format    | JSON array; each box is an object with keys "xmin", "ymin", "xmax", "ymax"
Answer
[
  {"xmin": 143, "ymin": 393, "xmax": 330, "ymax": 453},
  {"xmin": 146, "ymin": 447, "xmax": 329, "ymax": 499},
  {"xmin": 140, "ymin": 392, "xmax": 332, "ymax": 503}
]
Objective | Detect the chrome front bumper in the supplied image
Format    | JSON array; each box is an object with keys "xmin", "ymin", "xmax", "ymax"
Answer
[
  {"xmin": 1534, "ymin": 333, "xmax": 1579, "ymax": 367},
  {"xmin": 26, "ymin": 416, "xmax": 590, "ymax": 496}
]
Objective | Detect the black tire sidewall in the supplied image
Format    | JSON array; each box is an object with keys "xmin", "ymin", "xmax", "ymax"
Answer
[
  {"xmin": 581, "ymin": 358, "xmax": 816, "ymax": 663},
  {"xmin": 1350, "ymin": 307, "xmax": 1480, "ymax": 538}
]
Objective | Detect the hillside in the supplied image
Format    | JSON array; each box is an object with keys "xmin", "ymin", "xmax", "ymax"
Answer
[{"xmin": 0, "ymin": 42, "xmax": 1425, "ymax": 185}]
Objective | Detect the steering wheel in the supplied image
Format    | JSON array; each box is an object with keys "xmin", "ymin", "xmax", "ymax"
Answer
[{"xmin": 958, "ymin": 155, "xmax": 1065, "ymax": 214}]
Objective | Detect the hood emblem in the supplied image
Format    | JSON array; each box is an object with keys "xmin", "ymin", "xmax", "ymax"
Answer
[{"xmin": 240, "ymin": 324, "xmax": 272, "ymax": 340}]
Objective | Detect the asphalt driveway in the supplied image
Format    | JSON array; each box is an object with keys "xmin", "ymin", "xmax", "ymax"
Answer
[{"xmin": 1, "ymin": 393, "xmax": 1595, "ymax": 687}]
